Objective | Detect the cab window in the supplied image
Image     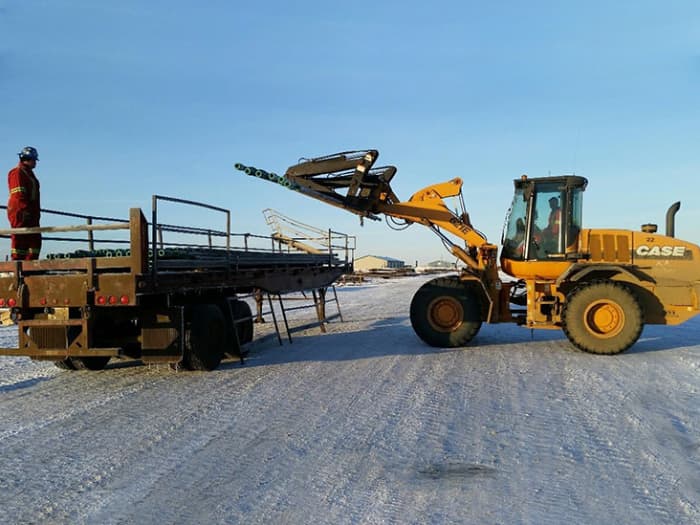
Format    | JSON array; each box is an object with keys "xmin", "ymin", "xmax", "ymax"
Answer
[{"xmin": 501, "ymin": 189, "xmax": 528, "ymax": 261}]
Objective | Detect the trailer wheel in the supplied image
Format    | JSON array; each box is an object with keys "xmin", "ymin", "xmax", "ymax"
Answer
[
  {"xmin": 562, "ymin": 280, "xmax": 643, "ymax": 354},
  {"xmin": 54, "ymin": 358, "xmax": 76, "ymax": 370},
  {"xmin": 52, "ymin": 327, "xmax": 110, "ymax": 371},
  {"xmin": 182, "ymin": 304, "xmax": 226, "ymax": 371},
  {"xmin": 231, "ymin": 299, "xmax": 254, "ymax": 344},
  {"xmin": 410, "ymin": 277, "xmax": 483, "ymax": 348},
  {"xmin": 219, "ymin": 300, "xmax": 253, "ymax": 358},
  {"xmin": 70, "ymin": 356, "xmax": 111, "ymax": 371}
]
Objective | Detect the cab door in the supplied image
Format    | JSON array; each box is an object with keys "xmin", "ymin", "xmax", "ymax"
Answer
[{"xmin": 501, "ymin": 177, "xmax": 585, "ymax": 280}]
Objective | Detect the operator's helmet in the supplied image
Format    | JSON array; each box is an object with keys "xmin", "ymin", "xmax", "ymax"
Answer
[{"xmin": 18, "ymin": 146, "xmax": 39, "ymax": 161}]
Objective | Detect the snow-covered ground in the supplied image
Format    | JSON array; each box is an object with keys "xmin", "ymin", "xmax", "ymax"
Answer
[{"xmin": 0, "ymin": 275, "xmax": 698, "ymax": 524}]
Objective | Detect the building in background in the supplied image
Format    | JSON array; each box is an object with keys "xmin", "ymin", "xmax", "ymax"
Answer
[
  {"xmin": 425, "ymin": 259, "xmax": 456, "ymax": 269},
  {"xmin": 414, "ymin": 258, "xmax": 459, "ymax": 274},
  {"xmin": 354, "ymin": 255, "xmax": 405, "ymax": 272}
]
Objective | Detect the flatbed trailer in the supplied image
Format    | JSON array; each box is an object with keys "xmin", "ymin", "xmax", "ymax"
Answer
[{"xmin": 0, "ymin": 196, "xmax": 352, "ymax": 371}]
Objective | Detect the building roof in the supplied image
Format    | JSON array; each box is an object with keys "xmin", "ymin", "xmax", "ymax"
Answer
[
  {"xmin": 426, "ymin": 260, "xmax": 455, "ymax": 267},
  {"xmin": 356, "ymin": 255, "xmax": 405, "ymax": 263}
]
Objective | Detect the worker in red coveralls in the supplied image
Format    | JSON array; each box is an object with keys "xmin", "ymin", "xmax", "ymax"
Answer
[{"xmin": 7, "ymin": 146, "xmax": 42, "ymax": 260}]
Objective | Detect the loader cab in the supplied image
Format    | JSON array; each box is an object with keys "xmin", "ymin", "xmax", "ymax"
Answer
[{"xmin": 501, "ymin": 175, "xmax": 587, "ymax": 276}]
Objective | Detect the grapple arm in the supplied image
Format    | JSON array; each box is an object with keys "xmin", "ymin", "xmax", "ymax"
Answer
[{"xmin": 235, "ymin": 149, "xmax": 496, "ymax": 271}]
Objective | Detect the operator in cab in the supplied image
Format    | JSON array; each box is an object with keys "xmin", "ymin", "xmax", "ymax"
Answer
[{"xmin": 541, "ymin": 196, "xmax": 561, "ymax": 254}]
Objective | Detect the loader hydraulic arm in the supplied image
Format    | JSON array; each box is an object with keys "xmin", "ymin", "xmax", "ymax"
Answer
[
  {"xmin": 235, "ymin": 149, "xmax": 498, "ymax": 273},
  {"xmin": 372, "ymin": 178, "xmax": 496, "ymax": 271},
  {"xmin": 376, "ymin": 178, "xmax": 487, "ymax": 246}
]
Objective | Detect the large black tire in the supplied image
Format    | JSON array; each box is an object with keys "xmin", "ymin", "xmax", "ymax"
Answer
[
  {"xmin": 562, "ymin": 280, "xmax": 643, "ymax": 355},
  {"xmin": 410, "ymin": 277, "xmax": 483, "ymax": 348},
  {"xmin": 54, "ymin": 358, "xmax": 76, "ymax": 370},
  {"xmin": 231, "ymin": 299, "xmax": 254, "ymax": 344},
  {"xmin": 53, "ymin": 327, "xmax": 111, "ymax": 371},
  {"xmin": 182, "ymin": 304, "xmax": 226, "ymax": 371},
  {"xmin": 70, "ymin": 356, "xmax": 111, "ymax": 371}
]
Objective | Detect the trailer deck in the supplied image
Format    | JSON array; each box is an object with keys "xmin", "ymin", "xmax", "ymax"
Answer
[{"xmin": 0, "ymin": 196, "xmax": 354, "ymax": 370}]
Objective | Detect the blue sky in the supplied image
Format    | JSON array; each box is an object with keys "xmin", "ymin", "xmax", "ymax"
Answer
[{"xmin": 1, "ymin": 0, "xmax": 698, "ymax": 263}]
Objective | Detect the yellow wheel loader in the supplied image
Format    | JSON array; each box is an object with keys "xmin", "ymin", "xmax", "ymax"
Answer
[{"xmin": 236, "ymin": 149, "xmax": 700, "ymax": 354}]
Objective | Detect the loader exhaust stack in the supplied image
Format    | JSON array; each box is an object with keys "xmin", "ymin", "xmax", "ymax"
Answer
[{"xmin": 666, "ymin": 201, "xmax": 681, "ymax": 238}]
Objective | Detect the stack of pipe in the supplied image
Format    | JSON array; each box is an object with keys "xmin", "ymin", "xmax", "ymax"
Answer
[{"xmin": 45, "ymin": 247, "xmax": 230, "ymax": 260}]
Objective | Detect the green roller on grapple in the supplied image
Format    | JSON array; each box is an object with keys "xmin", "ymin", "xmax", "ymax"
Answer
[{"xmin": 235, "ymin": 163, "xmax": 301, "ymax": 191}]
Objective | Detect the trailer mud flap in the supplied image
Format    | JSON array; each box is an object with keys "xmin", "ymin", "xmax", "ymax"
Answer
[{"xmin": 140, "ymin": 306, "xmax": 184, "ymax": 363}]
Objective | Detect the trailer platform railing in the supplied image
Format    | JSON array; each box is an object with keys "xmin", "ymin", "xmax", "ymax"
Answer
[{"xmin": 0, "ymin": 197, "xmax": 355, "ymax": 274}]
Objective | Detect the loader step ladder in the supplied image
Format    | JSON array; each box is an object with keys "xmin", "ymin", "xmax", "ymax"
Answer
[{"xmin": 255, "ymin": 286, "xmax": 343, "ymax": 345}]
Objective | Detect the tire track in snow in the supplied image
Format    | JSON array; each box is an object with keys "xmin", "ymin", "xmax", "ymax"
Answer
[
  {"xmin": 224, "ymin": 349, "xmax": 421, "ymax": 524},
  {"xmin": 80, "ymin": 339, "xmax": 385, "ymax": 524},
  {"xmin": 0, "ymin": 363, "xmax": 273, "ymax": 524},
  {"xmin": 0, "ymin": 276, "xmax": 698, "ymax": 524},
  {"xmin": 0, "ymin": 372, "xmax": 149, "ymax": 441}
]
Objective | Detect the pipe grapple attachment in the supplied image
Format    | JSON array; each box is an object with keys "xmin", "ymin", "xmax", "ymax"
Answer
[{"xmin": 236, "ymin": 149, "xmax": 400, "ymax": 220}]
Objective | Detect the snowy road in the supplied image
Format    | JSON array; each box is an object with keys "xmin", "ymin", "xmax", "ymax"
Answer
[{"xmin": 0, "ymin": 275, "xmax": 698, "ymax": 524}]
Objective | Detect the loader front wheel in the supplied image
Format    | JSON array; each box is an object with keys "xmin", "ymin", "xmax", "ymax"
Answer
[
  {"xmin": 410, "ymin": 277, "xmax": 483, "ymax": 348},
  {"xmin": 181, "ymin": 304, "xmax": 226, "ymax": 371},
  {"xmin": 562, "ymin": 281, "xmax": 643, "ymax": 355}
]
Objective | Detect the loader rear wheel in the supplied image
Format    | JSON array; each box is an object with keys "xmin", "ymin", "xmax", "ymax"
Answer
[
  {"xmin": 410, "ymin": 277, "xmax": 483, "ymax": 348},
  {"xmin": 562, "ymin": 280, "xmax": 643, "ymax": 355},
  {"xmin": 70, "ymin": 356, "xmax": 111, "ymax": 371},
  {"xmin": 182, "ymin": 304, "xmax": 226, "ymax": 371}
]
